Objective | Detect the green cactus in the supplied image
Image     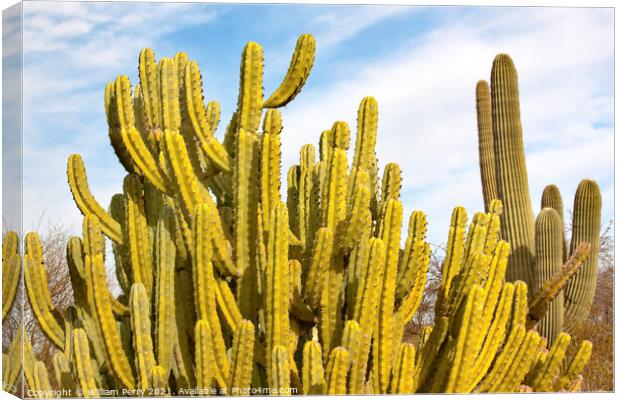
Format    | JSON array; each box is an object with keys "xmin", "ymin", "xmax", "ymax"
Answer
[
  {"xmin": 8, "ymin": 35, "xmax": 598, "ymax": 398},
  {"xmin": 475, "ymin": 54, "xmax": 603, "ymax": 337}
]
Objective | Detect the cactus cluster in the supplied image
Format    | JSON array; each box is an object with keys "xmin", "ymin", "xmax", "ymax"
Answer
[
  {"xmin": 475, "ymin": 55, "xmax": 602, "ymax": 343},
  {"xmin": 3, "ymin": 34, "xmax": 595, "ymax": 396}
]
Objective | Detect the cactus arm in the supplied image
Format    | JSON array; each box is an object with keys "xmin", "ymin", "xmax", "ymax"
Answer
[
  {"xmin": 531, "ymin": 208, "xmax": 564, "ymax": 342},
  {"xmin": 260, "ymin": 109, "xmax": 283, "ymax": 226},
  {"xmin": 541, "ymin": 184, "xmax": 567, "ymax": 261},
  {"xmin": 476, "ymin": 80, "xmax": 497, "ymax": 210},
  {"xmin": 237, "ymin": 42, "xmax": 264, "ymax": 133},
  {"xmin": 373, "ymin": 199, "xmax": 402, "ymax": 394},
  {"xmin": 138, "ymin": 48, "xmax": 161, "ymax": 130},
  {"xmin": 265, "ymin": 203, "xmax": 290, "ymax": 367},
  {"xmin": 5, "ymin": 326, "xmax": 23, "ymax": 390},
  {"xmin": 195, "ymin": 320, "xmax": 215, "ymax": 391},
  {"xmin": 33, "ymin": 361, "xmax": 53, "ymax": 397},
  {"xmin": 192, "ymin": 204, "xmax": 231, "ymax": 386},
  {"xmin": 122, "ymin": 174, "xmax": 154, "ymax": 297},
  {"xmin": 342, "ymin": 180, "xmax": 371, "ymax": 252},
  {"xmin": 445, "ymin": 285, "xmax": 485, "ymax": 393},
  {"xmin": 490, "ymin": 54, "xmax": 536, "ymax": 284},
  {"xmin": 466, "ymin": 282, "xmax": 515, "ymax": 391},
  {"xmin": 214, "ymin": 277, "xmax": 243, "ymax": 334},
  {"xmin": 302, "ymin": 340, "xmax": 325, "ymax": 395},
  {"xmin": 319, "ymin": 257, "xmax": 345, "ymax": 359},
  {"xmin": 303, "ymin": 227, "xmax": 333, "ymax": 309},
  {"xmin": 158, "ymin": 57, "xmax": 181, "ymax": 131},
  {"xmin": 297, "ymin": 144, "xmax": 316, "ymax": 249},
  {"xmin": 554, "ymin": 340, "xmax": 592, "ymax": 391},
  {"xmin": 67, "ymin": 154, "xmax": 123, "ymax": 243},
  {"xmin": 530, "ymin": 332, "xmax": 570, "ymax": 391},
  {"xmin": 2, "ymin": 251, "xmax": 20, "ymax": 321},
  {"xmin": 475, "ymin": 324, "xmax": 526, "ymax": 392},
  {"xmin": 184, "ymin": 61, "xmax": 231, "ymax": 172},
  {"xmin": 84, "ymin": 215, "xmax": 136, "ymax": 389},
  {"xmin": 351, "ymin": 97, "xmax": 378, "ymax": 174},
  {"xmin": 390, "ymin": 343, "xmax": 416, "ymax": 394},
  {"xmin": 436, "ymin": 206, "xmax": 467, "ymax": 314},
  {"xmin": 395, "ymin": 241, "xmax": 430, "ymax": 323},
  {"xmin": 494, "ymin": 330, "xmax": 542, "ymax": 392},
  {"xmin": 263, "ymin": 34, "xmax": 315, "ymax": 108},
  {"xmin": 227, "ymin": 320, "xmax": 255, "ymax": 395},
  {"xmin": 380, "ymin": 163, "xmax": 402, "ymax": 203},
  {"xmin": 24, "ymin": 232, "xmax": 65, "ymax": 349},
  {"xmin": 396, "ymin": 211, "xmax": 427, "ymax": 298},
  {"xmin": 234, "ymin": 127, "xmax": 260, "ymax": 318},
  {"xmin": 155, "ymin": 208, "xmax": 176, "ymax": 378},
  {"xmin": 269, "ymin": 345, "xmax": 290, "ymax": 394},
  {"xmin": 129, "ymin": 283, "xmax": 156, "ymax": 390},
  {"xmin": 119, "ymin": 127, "xmax": 171, "ymax": 194},
  {"xmin": 528, "ymin": 242, "xmax": 590, "ymax": 328},
  {"xmin": 349, "ymin": 238, "xmax": 386, "ymax": 394},
  {"xmin": 161, "ymin": 130, "xmax": 203, "ymax": 220},
  {"xmin": 564, "ymin": 179, "xmax": 601, "ymax": 330},
  {"xmin": 325, "ymin": 347, "xmax": 349, "ymax": 395},
  {"xmin": 288, "ymin": 259, "xmax": 315, "ymax": 322},
  {"xmin": 106, "ymin": 80, "xmax": 138, "ymax": 174}
]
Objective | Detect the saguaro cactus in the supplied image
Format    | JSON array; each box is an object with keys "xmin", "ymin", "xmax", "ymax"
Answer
[
  {"xmin": 4, "ymin": 35, "xmax": 595, "ymax": 397},
  {"xmin": 476, "ymin": 54, "xmax": 603, "ymax": 338}
]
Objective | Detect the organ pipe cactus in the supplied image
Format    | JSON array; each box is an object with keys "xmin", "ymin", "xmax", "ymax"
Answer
[
  {"xmin": 3, "ymin": 34, "xmax": 594, "ymax": 397},
  {"xmin": 476, "ymin": 54, "xmax": 603, "ymax": 341}
]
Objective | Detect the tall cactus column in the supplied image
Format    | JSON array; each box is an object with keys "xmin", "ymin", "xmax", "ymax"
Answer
[
  {"xmin": 476, "ymin": 80, "xmax": 497, "ymax": 211},
  {"xmin": 533, "ymin": 208, "xmax": 564, "ymax": 344},
  {"xmin": 564, "ymin": 180, "xmax": 601, "ymax": 331},
  {"xmin": 490, "ymin": 54, "xmax": 536, "ymax": 285}
]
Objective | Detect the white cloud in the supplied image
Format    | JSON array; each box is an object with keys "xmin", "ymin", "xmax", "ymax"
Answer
[{"xmin": 276, "ymin": 7, "xmax": 613, "ymax": 244}]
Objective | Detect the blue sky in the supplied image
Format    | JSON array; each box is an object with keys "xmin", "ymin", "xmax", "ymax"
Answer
[{"xmin": 16, "ymin": 2, "xmax": 613, "ymax": 247}]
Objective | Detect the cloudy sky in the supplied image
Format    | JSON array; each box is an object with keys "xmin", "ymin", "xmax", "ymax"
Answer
[{"xmin": 14, "ymin": 2, "xmax": 613, "ymax": 246}]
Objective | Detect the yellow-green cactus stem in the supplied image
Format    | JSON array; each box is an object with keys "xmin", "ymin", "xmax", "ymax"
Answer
[
  {"xmin": 564, "ymin": 179, "xmax": 601, "ymax": 331},
  {"xmin": 264, "ymin": 34, "xmax": 316, "ymax": 108},
  {"xmin": 192, "ymin": 204, "xmax": 230, "ymax": 386},
  {"xmin": 155, "ymin": 208, "xmax": 176, "ymax": 378},
  {"xmin": 395, "ymin": 240, "xmax": 430, "ymax": 323},
  {"xmin": 530, "ymin": 332, "xmax": 570, "ymax": 391},
  {"xmin": 390, "ymin": 343, "xmax": 416, "ymax": 394},
  {"xmin": 265, "ymin": 203, "xmax": 291, "ymax": 367},
  {"xmin": 349, "ymin": 238, "xmax": 386, "ymax": 394},
  {"xmin": 554, "ymin": 340, "xmax": 592, "ymax": 391},
  {"xmin": 437, "ymin": 206, "xmax": 467, "ymax": 315},
  {"xmin": 351, "ymin": 97, "xmax": 378, "ymax": 176},
  {"xmin": 195, "ymin": 320, "xmax": 216, "ymax": 391},
  {"xmin": 532, "ymin": 208, "xmax": 564, "ymax": 344},
  {"xmin": 2, "ymin": 231, "xmax": 20, "ymax": 321},
  {"xmin": 33, "ymin": 361, "xmax": 53, "ymax": 397},
  {"xmin": 490, "ymin": 54, "xmax": 535, "ymax": 285},
  {"xmin": 320, "ymin": 122, "xmax": 349, "ymax": 235},
  {"xmin": 184, "ymin": 61, "xmax": 231, "ymax": 172},
  {"xmin": 24, "ymin": 232, "xmax": 65, "ymax": 349},
  {"xmin": 106, "ymin": 78, "xmax": 138, "ymax": 174},
  {"xmin": 373, "ymin": 199, "xmax": 402, "ymax": 394},
  {"xmin": 234, "ymin": 127, "xmax": 260, "ymax": 318},
  {"xmin": 396, "ymin": 210, "xmax": 427, "ymax": 298},
  {"xmin": 445, "ymin": 285, "xmax": 485, "ymax": 393},
  {"xmin": 123, "ymin": 174, "xmax": 154, "ymax": 297},
  {"xmin": 83, "ymin": 215, "xmax": 135, "ymax": 389},
  {"xmin": 325, "ymin": 347, "xmax": 348, "ymax": 395},
  {"xmin": 269, "ymin": 345, "xmax": 290, "ymax": 395},
  {"xmin": 237, "ymin": 41, "xmax": 264, "ymax": 133},
  {"xmin": 381, "ymin": 162, "xmax": 401, "ymax": 203},
  {"xmin": 158, "ymin": 57, "xmax": 181, "ymax": 131},
  {"xmin": 541, "ymin": 184, "xmax": 567, "ymax": 261},
  {"xmin": 53, "ymin": 351, "xmax": 76, "ymax": 393},
  {"xmin": 260, "ymin": 109, "xmax": 283, "ymax": 226},
  {"xmin": 288, "ymin": 259, "xmax": 315, "ymax": 322},
  {"xmin": 476, "ymin": 80, "xmax": 497, "ymax": 211},
  {"xmin": 72, "ymin": 329, "xmax": 99, "ymax": 397},
  {"xmin": 493, "ymin": 329, "xmax": 542, "ymax": 392},
  {"xmin": 4, "ymin": 326, "xmax": 23, "ymax": 390},
  {"xmin": 138, "ymin": 48, "xmax": 161, "ymax": 130},
  {"xmin": 227, "ymin": 320, "xmax": 255, "ymax": 395},
  {"xmin": 341, "ymin": 320, "xmax": 361, "ymax": 365},
  {"xmin": 130, "ymin": 283, "xmax": 156, "ymax": 390},
  {"xmin": 149, "ymin": 366, "xmax": 170, "ymax": 396},
  {"xmin": 304, "ymin": 227, "xmax": 333, "ymax": 310},
  {"xmin": 67, "ymin": 154, "xmax": 123, "ymax": 243},
  {"xmin": 214, "ymin": 277, "xmax": 244, "ymax": 333},
  {"xmin": 475, "ymin": 324, "xmax": 526, "ymax": 393},
  {"xmin": 302, "ymin": 340, "xmax": 325, "ymax": 395},
  {"xmin": 319, "ymin": 256, "xmax": 345, "ymax": 359}
]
